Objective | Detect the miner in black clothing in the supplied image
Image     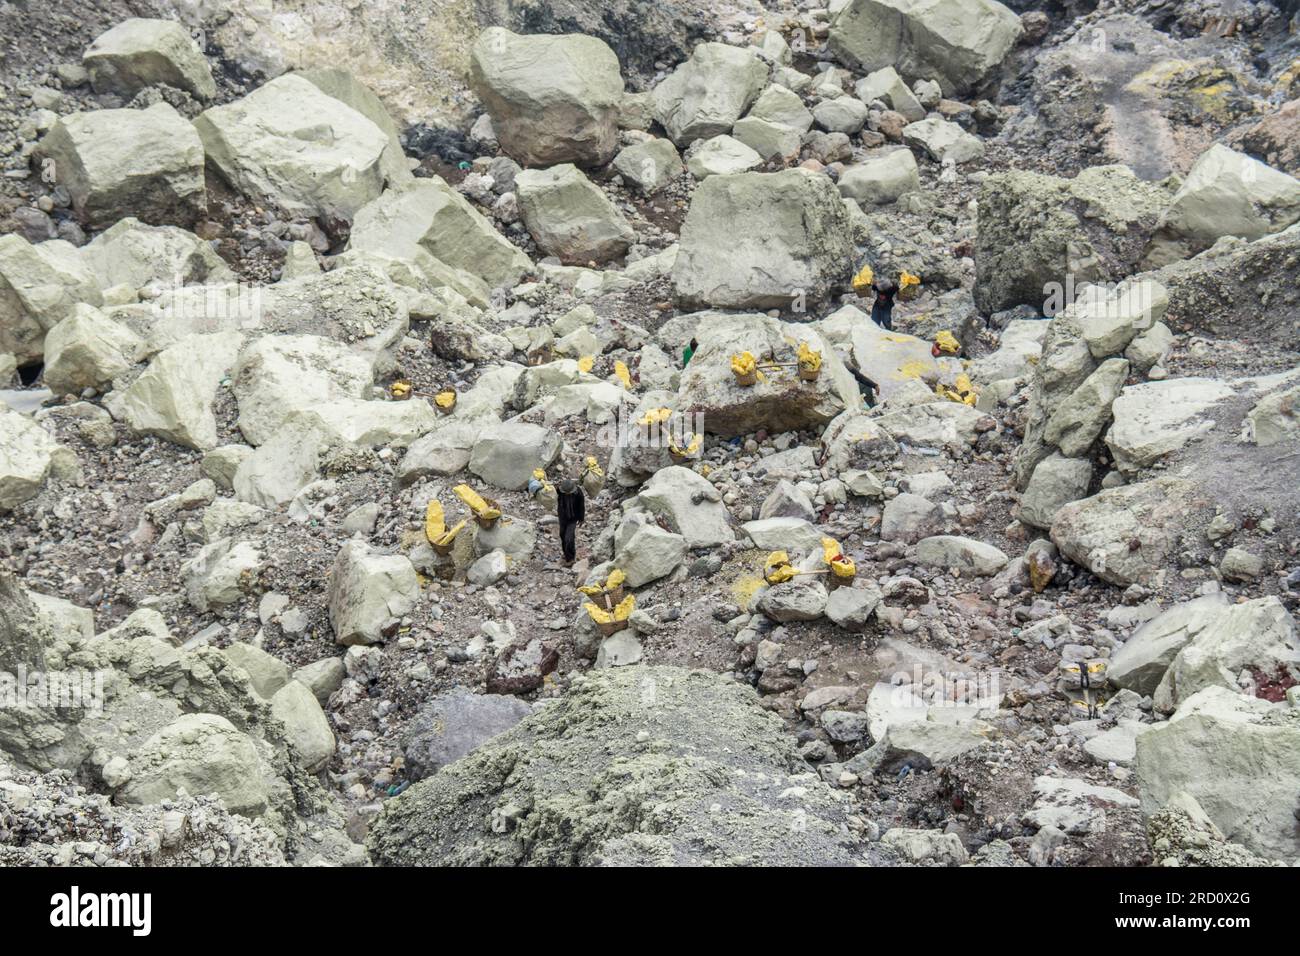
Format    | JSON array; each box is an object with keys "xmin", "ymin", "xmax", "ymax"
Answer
[{"xmin": 556, "ymin": 477, "xmax": 585, "ymax": 566}]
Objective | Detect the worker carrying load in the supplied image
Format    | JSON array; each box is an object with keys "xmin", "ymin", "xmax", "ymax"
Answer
[
  {"xmin": 851, "ymin": 263, "xmax": 899, "ymax": 331},
  {"xmin": 556, "ymin": 477, "xmax": 586, "ymax": 566}
]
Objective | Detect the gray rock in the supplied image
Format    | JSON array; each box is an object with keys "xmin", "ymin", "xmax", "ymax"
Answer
[
  {"xmin": 838, "ymin": 149, "xmax": 920, "ymax": 206},
  {"xmin": 516, "ymin": 164, "xmax": 634, "ymax": 264},
  {"xmin": 1137, "ymin": 689, "xmax": 1300, "ymax": 863},
  {"xmin": 38, "ymin": 103, "xmax": 205, "ymax": 230},
  {"xmin": 41, "ymin": 304, "xmax": 143, "ymax": 396},
  {"xmin": 1019, "ymin": 453, "xmax": 1092, "ymax": 530},
  {"xmin": 674, "ymin": 169, "xmax": 853, "ymax": 310},
  {"xmin": 912, "ymin": 536, "xmax": 1008, "ymax": 576},
  {"xmin": 469, "ymin": 421, "xmax": 563, "ymax": 491},
  {"xmin": 829, "ymin": 0, "xmax": 1023, "ymax": 97},
  {"xmin": 106, "ymin": 332, "xmax": 243, "ymax": 451},
  {"xmin": 195, "ymin": 74, "xmax": 389, "ymax": 221},
  {"xmin": 685, "ymin": 135, "xmax": 762, "ymax": 179},
  {"xmin": 825, "ymin": 584, "xmax": 882, "ymax": 632},
  {"xmin": 853, "ymin": 67, "xmax": 924, "ymax": 122},
  {"xmin": 637, "ymin": 465, "xmax": 733, "ymax": 548},
  {"xmin": 369, "ymin": 666, "xmax": 863, "ymax": 865},
  {"xmin": 403, "ymin": 689, "xmax": 533, "ymax": 782},
  {"xmin": 470, "ymin": 28, "xmax": 623, "ymax": 167},
  {"xmin": 1146, "ymin": 144, "xmax": 1300, "ymax": 265},
  {"xmin": 327, "ymin": 541, "xmax": 419, "ymax": 646},
  {"xmin": 902, "ymin": 117, "xmax": 985, "ymax": 165},
  {"xmin": 1051, "ymin": 477, "xmax": 1193, "ymax": 587},
  {"xmin": 349, "ymin": 176, "xmax": 534, "ymax": 291},
  {"xmin": 612, "ymin": 138, "xmax": 683, "ymax": 194},
  {"xmin": 83, "ymin": 17, "xmax": 216, "ymax": 99},
  {"xmin": 880, "ymin": 493, "xmax": 940, "ymax": 543},
  {"xmin": 653, "ymin": 43, "xmax": 768, "ymax": 147},
  {"xmin": 1153, "ymin": 597, "xmax": 1298, "ymax": 714},
  {"xmin": 269, "ymin": 680, "xmax": 335, "ymax": 772},
  {"xmin": 1108, "ymin": 592, "xmax": 1230, "ymax": 696},
  {"xmin": 614, "ymin": 514, "xmax": 687, "ymax": 587}
]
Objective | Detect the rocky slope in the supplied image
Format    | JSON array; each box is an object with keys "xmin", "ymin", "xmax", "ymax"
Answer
[{"xmin": 0, "ymin": 0, "xmax": 1298, "ymax": 867}]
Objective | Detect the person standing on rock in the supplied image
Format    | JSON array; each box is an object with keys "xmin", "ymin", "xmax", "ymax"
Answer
[
  {"xmin": 870, "ymin": 280, "xmax": 898, "ymax": 331},
  {"xmin": 556, "ymin": 477, "xmax": 586, "ymax": 566}
]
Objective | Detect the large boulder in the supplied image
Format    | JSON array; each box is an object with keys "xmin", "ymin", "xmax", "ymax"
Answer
[
  {"xmin": 41, "ymin": 304, "xmax": 144, "ymax": 395},
  {"xmin": 969, "ymin": 320, "xmax": 1046, "ymax": 385},
  {"xmin": 1105, "ymin": 377, "xmax": 1235, "ymax": 475},
  {"xmin": 116, "ymin": 714, "xmax": 270, "ymax": 819},
  {"xmin": 685, "ymin": 135, "xmax": 763, "ymax": 179},
  {"xmin": 676, "ymin": 312, "xmax": 860, "ymax": 437},
  {"xmin": 828, "ymin": 0, "xmax": 1023, "ymax": 97},
  {"xmin": 327, "ymin": 541, "xmax": 419, "ymax": 646},
  {"xmin": 653, "ymin": 43, "xmax": 769, "ymax": 147},
  {"xmin": 1108, "ymin": 593, "xmax": 1230, "ymax": 697},
  {"xmin": 0, "ymin": 235, "xmax": 102, "ymax": 365},
  {"xmin": 1041, "ymin": 358, "xmax": 1129, "ymax": 458},
  {"xmin": 515, "ymin": 165, "xmax": 634, "ymax": 264},
  {"xmin": 1019, "ymin": 453, "xmax": 1092, "ymax": 530},
  {"xmin": 367, "ymin": 666, "xmax": 863, "ymax": 865},
  {"xmin": 974, "ymin": 166, "xmax": 1171, "ymax": 315},
  {"xmin": 80, "ymin": 218, "xmax": 235, "ymax": 292},
  {"xmin": 468, "ymin": 422, "xmax": 563, "ymax": 491},
  {"xmin": 902, "ymin": 118, "xmax": 984, "ymax": 165},
  {"xmin": 1136, "ymin": 690, "xmax": 1300, "ymax": 863},
  {"xmin": 402, "ymin": 690, "xmax": 533, "ymax": 782},
  {"xmin": 194, "ymin": 74, "xmax": 390, "ymax": 221},
  {"xmin": 637, "ymin": 465, "xmax": 734, "ymax": 548},
  {"xmin": 348, "ymin": 178, "xmax": 533, "ymax": 290},
  {"xmin": 38, "ymin": 103, "xmax": 206, "ymax": 230},
  {"xmin": 854, "ymin": 67, "xmax": 925, "ymax": 122},
  {"xmin": 269, "ymin": 680, "xmax": 335, "ymax": 773},
  {"xmin": 0, "ymin": 407, "xmax": 78, "ymax": 512},
  {"xmin": 106, "ymin": 331, "xmax": 243, "ymax": 451},
  {"xmin": 673, "ymin": 170, "xmax": 854, "ymax": 310},
  {"xmin": 1153, "ymin": 597, "xmax": 1299, "ymax": 715},
  {"xmin": 231, "ymin": 334, "xmax": 372, "ymax": 447},
  {"xmin": 614, "ymin": 514, "xmax": 688, "ymax": 587},
  {"xmin": 83, "ymin": 18, "xmax": 216, "ymax": 100},
  {"xmin": 847, "ymin": 313, "xmax": 940, "ymax": 399},
  {"xmin": 1050, "ymin": 477, "xmax": 1195, "ymax": 587},
  {"xmin": 838, "ymin": 149, "xmax": 920, "ymax": 206},
  {"xmin": 1145, "ymin": 144, "xmax": 1300, "ymax": 267},
  {"xmin": 295, "ymin": 68, "xmax": 415, "ymax": 190},
  {"xmin": 470, "ymin": 28, "xmax": 623, "ymax": 167}
]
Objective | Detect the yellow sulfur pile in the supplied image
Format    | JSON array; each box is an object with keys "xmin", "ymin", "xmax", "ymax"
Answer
[
  {"xmin": 453, "ymin": 484, "xmax": 501, "ymax": 521},
  {"xmin": 797, "ymin": 341, "xmax": 822, "ymax": 373},
  {"xmin": 585, "ymin": 594, "xmax": 635, "ymax": 623},
  {"xmin": 851, "ymin": 264, "xmax": 874, "ymax": 296},
  {"xmin": 821, "ymin": 537, "xmax": 856, "ymax": 579}
]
